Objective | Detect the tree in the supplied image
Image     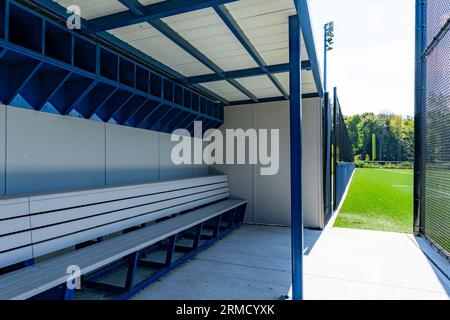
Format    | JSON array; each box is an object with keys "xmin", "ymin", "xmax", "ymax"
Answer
[{"xmin": 344, "ymin": 113, "xmax": 414, "ymax": 162}]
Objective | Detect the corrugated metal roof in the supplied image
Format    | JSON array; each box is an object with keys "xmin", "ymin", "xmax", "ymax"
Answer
[
  {"xmin": 109, "ymin": 22, "xmax": 214, "ymax": 77},
  {"xmin": 275, "ymin": 72, "xmax": 317, "ymax": 95},
  {"xmin": 200, "ymin": 81, "xmax": 250, "ymax": 102},
  {"xmin": 49, "ymin": 0, "xmax": 322, "ymax": 104},
  {"xmin": 163, "ymin": 8, "xmax": 259, "ymax": 72}
]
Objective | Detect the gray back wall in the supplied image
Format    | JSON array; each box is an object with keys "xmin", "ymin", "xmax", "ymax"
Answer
[
  {"xmin": 0, "ymin": 105, "xmax": 208, "ymax": 196},
  {"xmin": 213, "ymin": 99, "xmax": 324, "ymax": 229}
]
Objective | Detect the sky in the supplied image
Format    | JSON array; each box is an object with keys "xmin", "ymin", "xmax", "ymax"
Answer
[{"xmin": 308, "ymin": 0, "xmax": 415, "ymax": 117}]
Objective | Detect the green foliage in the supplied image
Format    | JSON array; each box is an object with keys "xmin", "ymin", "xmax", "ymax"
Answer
[
  {"xmin": 334, "ymin": 168, "xmax": 413, "ymax": 234},
  {"xmin": 344, "ymin": 113, "xmax": 414, "ymax": 162},
  {"xmin": 354, "ymin": 161, "xmax": 413, "ymax": 169}
]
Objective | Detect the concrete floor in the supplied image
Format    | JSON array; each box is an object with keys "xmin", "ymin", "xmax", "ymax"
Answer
[
  {"xmin": 300, "ymin": 227, "xmax": 450, "ymax": 300},
  {"xmin": 132, "ymin": 225, "xmax": 292, "ymax": 300},
  {"xmin": 130, "ymin": 224, "xmax": 450, "ymax": 300}
]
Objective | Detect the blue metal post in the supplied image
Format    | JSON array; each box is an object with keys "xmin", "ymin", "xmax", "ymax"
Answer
[
  {"xmin": 323, "ymin": 24, "xmax": 328, "ymax": 94},
  {"xmin": 414, "ymin": 0, "xmax": 426, "ymax": 235},
  {"xmin": 324, "ymin": 92, "xmax": 332, "ymax": 218},
  {"xmin": 289, "ymin": 15, "xmax": 303, "ymax": 301}
]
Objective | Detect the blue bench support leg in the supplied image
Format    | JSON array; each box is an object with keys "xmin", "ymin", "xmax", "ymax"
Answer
[
  {"xmin": 213, "ymin": 215, "xmax": 222, "ymax": 238},
  {"xmin": 24, "ymin": 258, "xmax": 35, "ymax": 267},
  {"xmin": 31, "ymin": 204, "xmax": 247, "ymax": 300},
  {"xmin": 165, "ymin": 235, "xmax": 177, "ymax": 267},
  {"xmin": 64, "ymin": 287, "xmax": 75, "ymax": 301},
  {"xmin": 125, "ymin": 251, "xmax": 140, "ymax": 291},
  {"xmin": 228, "ymin": 209, "xmax": 236, "ymax": 229},
  {"xmin": 192, "ymin": 223, "xmax": 204, "ymax": 250}
]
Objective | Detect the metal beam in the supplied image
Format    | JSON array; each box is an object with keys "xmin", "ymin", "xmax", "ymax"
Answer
[
  {"xmin": 188, "ymin": 61, "xmax": 311, "ymax": 84},
  {"xmin": 87, "ymin": 0, "xmax": 238, "ymax": 33},
  {"xmin": 294, "ymin": 0, "xmax": 324, "ymax": 98},
  {"xmin": 289, "ymin": 14, "xmax": 303, "ymax": 301},
  {"xmin": 229, "ymin": 93, "xmax": 319, "ymax": 106},
  {"xmin": 26, "ymin": 0, "xmax": 230, "ymax": 105},
  {"xmin": 214, "ymin": 5, "xmax": 288, "ymax": 99},
  {"xmin": 150, "ymin": 19, "xmax": 258, "ymax": 102}
]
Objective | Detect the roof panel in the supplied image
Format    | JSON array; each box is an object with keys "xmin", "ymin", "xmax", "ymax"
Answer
[
  {"xmin": 138, "ymin": 0, "xmax": 166, "ymax": 5},
  {"xmin": 50, "ymin": 0, "xmax": 320, "ymax": 101},
  {"xmin": 162, "ymin": 8, "xmax": 259, "ymax": 72},
  {"xmin": 236, "ymin": 76, "xmax": 282, "ymax": 99},
  {"xmin": 200, "ymin": 81, "xmax": 250, "ymax": 102},
  {"xmin": 225, "ymin": 0, "xmax": 309, "ymax": 65},
  {"xmin": 274, "ymin": 72, "xmax": 317, "ymax": 95},
  {"xmin": 54, "ymin": 0, "xmax": 128, "ymax": 20},
  {"xmin": 108, "ymin": 23, "xmax": 213, "ymax": 77}
]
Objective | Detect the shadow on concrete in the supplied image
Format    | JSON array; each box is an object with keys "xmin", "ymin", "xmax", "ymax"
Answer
[{"xmin": 413, "ymin": 235, "xmax": 450, "ymax": 296}]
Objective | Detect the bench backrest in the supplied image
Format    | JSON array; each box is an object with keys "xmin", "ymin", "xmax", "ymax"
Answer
[{"xmin": 0, "ymin": 175, "xmax": 229, "ymax": 268}]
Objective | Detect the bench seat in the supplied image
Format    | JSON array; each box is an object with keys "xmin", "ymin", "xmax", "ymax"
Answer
[
  {"xmin": 0, "ymin": 198, "xmax": 246, "ymax": 300},
  {"xmin": 0, "ymin": 175, "xmax": 230, "ymax": 268}
]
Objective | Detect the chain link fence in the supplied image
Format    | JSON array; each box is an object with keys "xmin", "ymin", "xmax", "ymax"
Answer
[
  {"xmin": 416, "ymin": 0, "xmax": 450, "ymax": 255},
  {"xmin": 333, "ymin": 88, "xmax": 355, "ymax": 210}
]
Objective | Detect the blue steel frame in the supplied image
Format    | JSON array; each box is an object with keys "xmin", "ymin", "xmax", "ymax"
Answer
[
  {"xmin": 27, "ymin": 0, "xmax": 323, "ymax": 107},
  {"xmin": 294, "ymin": 0, "xmax": 324, "ymax": 99},
  {"xmin": 149, "ymin": 19, "xmax": 258, "ymax": 103},
  {"xmin": 87, "ymin": 0, "xmax": 239, "ymax": 33},
  {"xmin": 213, "ymin": 5, "xmax": 288, "ymax": 99},
  {"xmin": 96, "ymin": 0, "xmax": 261, "ymax": 102},
  {"xmin": 0, "ymin": 0, "xmax": 223, "ymax": 133},
  {"xmin": 187, "ymin": 61, "xmax": 312, "ymax": 84},
  {"xmin": 289, "ymin": 15, "xmax": 303, "ymax": 301},
  {"xmin": 1, "ymin": 0, "xmax": 327, "ymax": 301},
  {"xmin": 27, "ymin": 203, "xmax": 247, "ymax": 301}
]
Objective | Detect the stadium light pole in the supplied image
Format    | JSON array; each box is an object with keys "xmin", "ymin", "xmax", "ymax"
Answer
[{"xmin": 324, "ymin": 22, "xmax": 335, "ymax": 93}]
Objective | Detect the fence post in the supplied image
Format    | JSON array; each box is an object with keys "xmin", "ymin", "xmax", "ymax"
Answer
[{"xmin": 414, "ymin": 0, "xmax": 426, "ymax": 235}]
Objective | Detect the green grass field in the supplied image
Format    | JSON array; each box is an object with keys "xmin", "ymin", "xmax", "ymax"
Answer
[{"xmin": 334, "ymin": 168, "xmax": 413, "ymax": 234}]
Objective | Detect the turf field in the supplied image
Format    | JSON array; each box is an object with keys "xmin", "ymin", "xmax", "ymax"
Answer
[{"xmin": 334, "ymin": 168, "xmax": 413, "ymax": 234}]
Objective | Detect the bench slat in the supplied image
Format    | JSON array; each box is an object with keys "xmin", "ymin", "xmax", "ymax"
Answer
[
  {"xmin": 0, "ymin": 198, "xmax": 246, "ymax": 300},
  {"xmin": 32, "ymin": 188, "xmax": 229, "ymax": 243},
  {"xmin": 30, "ymin": 182, "xmax": 228, "ymax": 228},
  {"xmin": 0, "ymin": 198, "xmax": 29, "ymax": 220},
  {"xmin": 0, "ymin": 217, "xmax": 31, "ymax": 236},
  {"xmin": 32, "ymin": 192, "xmax": 230, "ymax": 258},
  {"xmin": 0, "ymin": 232, "xmax": 32, "ymax": 252},
  {"xmin": 0, "ymin": 247, "xmax": 34, "ymax": 269},
  {"xmin": 29, "ymin": 176, "xmax": 227, "ymax": 213}
]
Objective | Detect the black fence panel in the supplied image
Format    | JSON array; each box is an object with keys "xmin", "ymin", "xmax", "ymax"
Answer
[
  {"xmin": 323, "ymin": 93, "xmax": 333, "ymax": 221},
  {"xmin": 416, "ymin": 0, "xmax": 450, "ymax": 254},
  {"xmin": 335, "ymin": 162, "xmax": 356, "ymax": 210},
  {"xmin": 333, "ymin": 88, "xmax": 355, "ymax": 210}
]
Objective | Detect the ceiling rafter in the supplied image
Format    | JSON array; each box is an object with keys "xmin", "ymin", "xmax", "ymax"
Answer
[{"xmin": 214, "ymin": 5, "xmax": 289, "ymax": 99}]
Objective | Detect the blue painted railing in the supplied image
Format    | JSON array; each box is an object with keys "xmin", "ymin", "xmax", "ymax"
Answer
[{"xmin": 335, "ymin": 162, "xmax": 355, "ymax": 210}]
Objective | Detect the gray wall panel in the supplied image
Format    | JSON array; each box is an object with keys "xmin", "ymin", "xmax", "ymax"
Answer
[
  {"xmin": 213, "ymin": 105, "xmax": 255, "ymax": 222},
  {"xmin": 106, "ymin": 124, "xmax": 159, "ymax": 185},
  {"xmin": 159, "ymin": 132, "xmax": 194, "ymax": 180},
  {"xmin": 6, "ymin": 107, "xmax": 106, "ymax": 195},
  {"xmin": 213, "ymin": 99, "xmax": 323, "ymax": 228},
  {"xmin": 192, "ymin": 138, "xmax": 210, "ymax": 177},
  {"xmin": 302, "ymin": 98, "xmax": 324, "ymax": 228},
  {"xmin": 253, "ymin": 101, "xmax": 291, "ymax": 226},
  {"xmin": 1, "ymin": 106, "xmax": 211, "ymax": 197},
  {"xmin": 0, "ymin": 106, "xmax": 5, "ymax": 196}
]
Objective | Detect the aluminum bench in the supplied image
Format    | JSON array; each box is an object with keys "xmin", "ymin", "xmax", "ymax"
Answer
[{"xmin": 0, "ymin": 175, "xmax": 247, "ymax": 300}]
